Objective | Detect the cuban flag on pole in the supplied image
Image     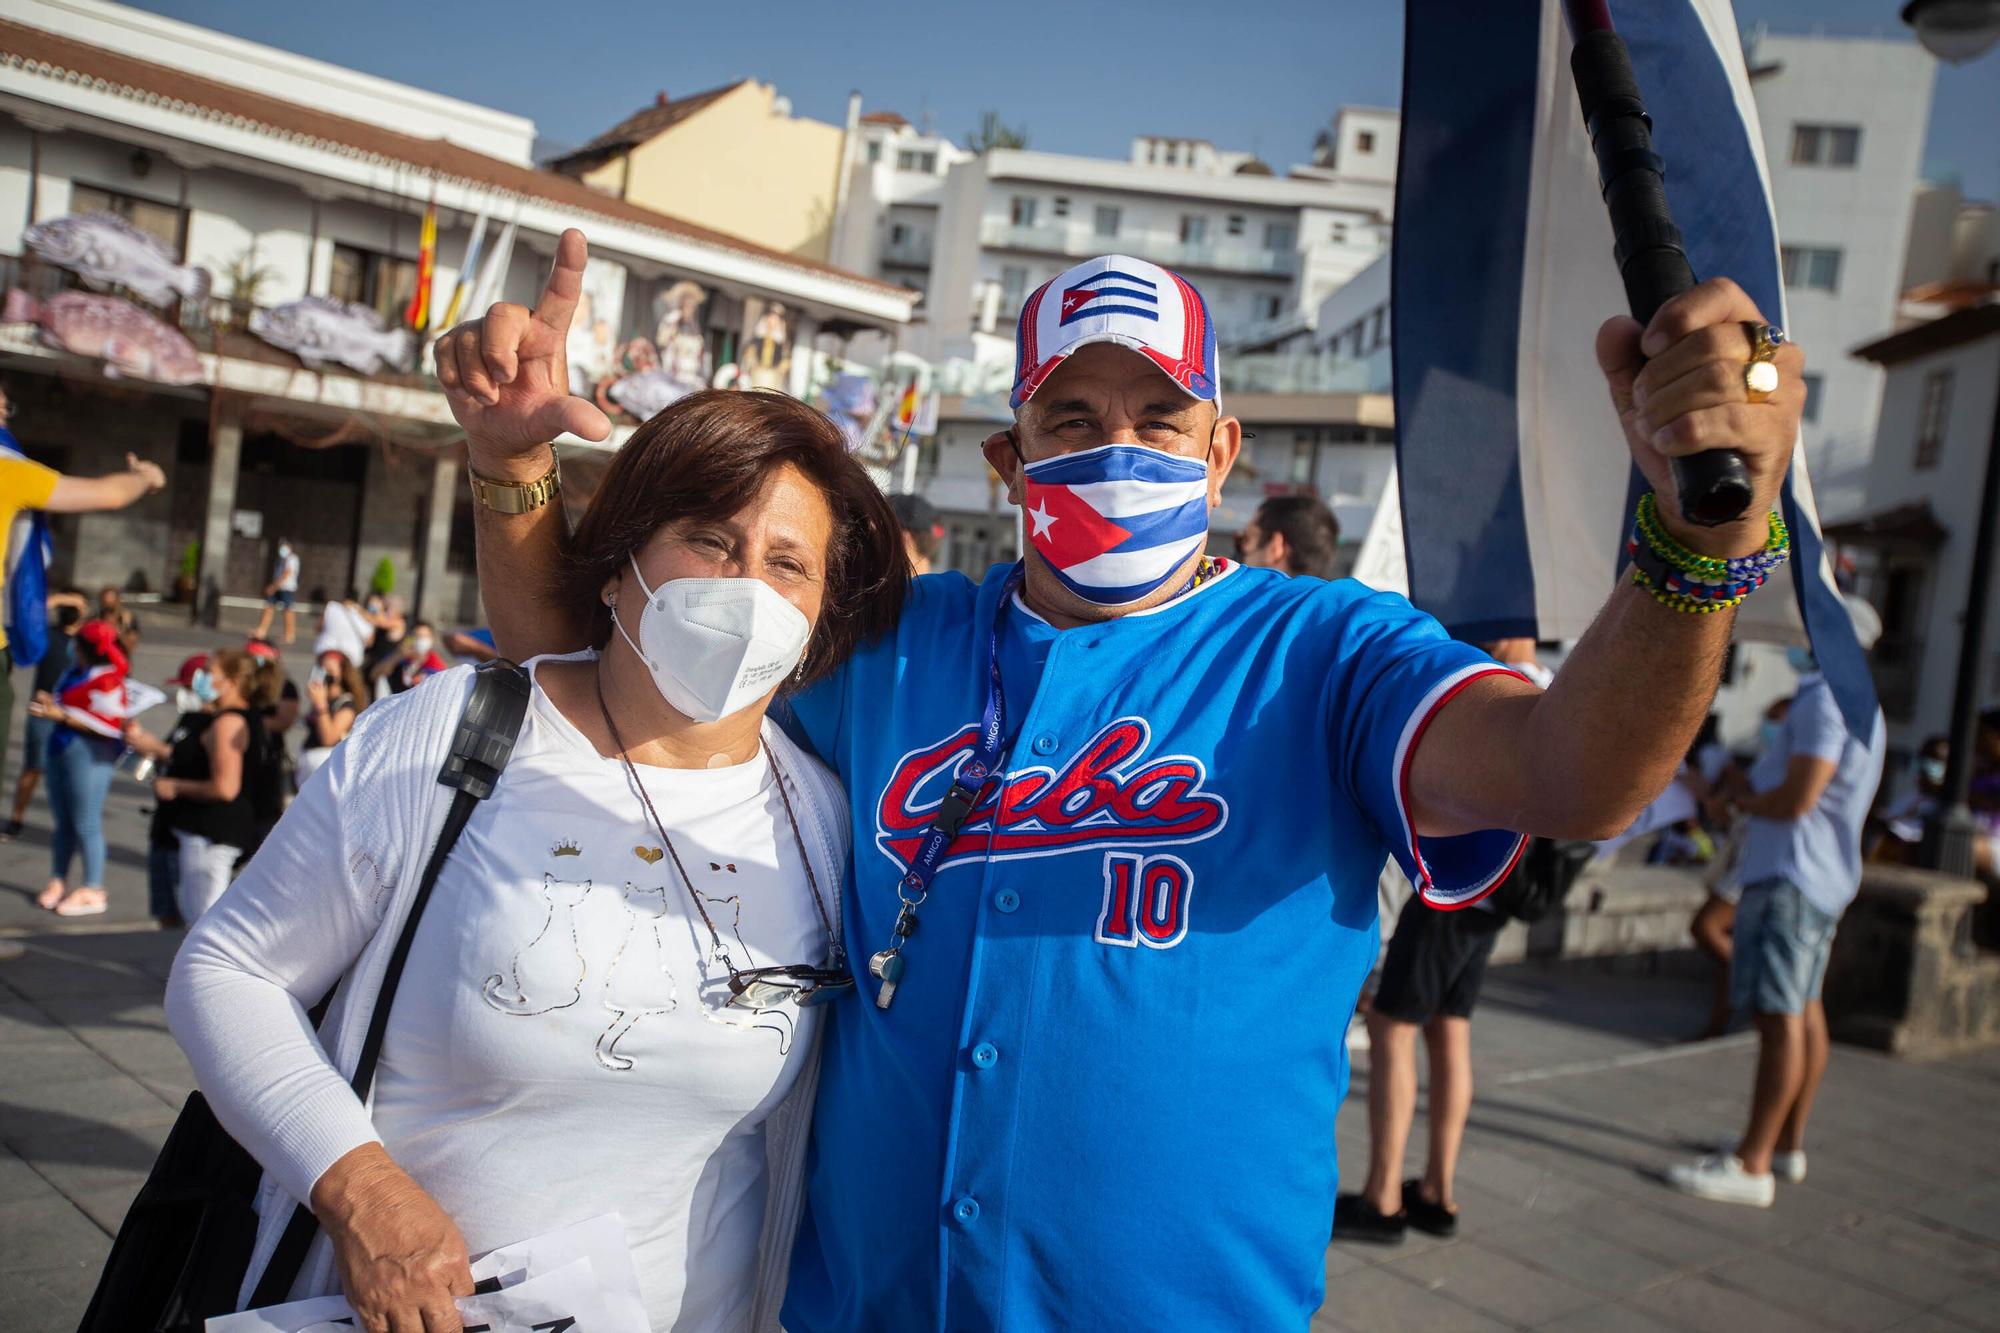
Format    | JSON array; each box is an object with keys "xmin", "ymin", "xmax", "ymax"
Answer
[
  {"xmin": 1393, "ymin": 0, "xmax": 1878, "ymax": 738},
  {"xmin": 0, "ymin": 426, "xmax": 52, "ymax": 667}
]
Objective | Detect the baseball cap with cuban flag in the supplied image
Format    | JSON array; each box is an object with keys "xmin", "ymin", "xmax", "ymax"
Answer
[{"xmin": 1010, "ymin": 255, "xmax": 1220, "ymax": 412}]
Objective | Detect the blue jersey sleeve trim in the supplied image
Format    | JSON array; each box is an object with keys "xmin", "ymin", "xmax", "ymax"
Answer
[{"xmin": 1390, "ymin": 663, "xmax": 1530, "ymax": 910}]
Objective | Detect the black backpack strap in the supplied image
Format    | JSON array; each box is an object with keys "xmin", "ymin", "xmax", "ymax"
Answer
[{"xmin": 251, "ymin": 661, "xmax": 531, "ymax": 1309}]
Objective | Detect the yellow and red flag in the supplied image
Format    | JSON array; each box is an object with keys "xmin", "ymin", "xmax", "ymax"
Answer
[{"xmin": 404, "ymin": 199, "xmax": 437, "ymax": 333}]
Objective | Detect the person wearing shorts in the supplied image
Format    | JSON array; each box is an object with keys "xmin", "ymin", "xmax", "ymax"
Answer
[
  {"xmin": 1335, "ymin": 895, "xmax": 1505, "ymax": 1244},
  {"xmin": 1667, "ymin": 637, "xmax": 1886, "ymax": 1209},
  {"xmin": 254, "ymin": 539, "xmax": 301, "ymax": 644}
]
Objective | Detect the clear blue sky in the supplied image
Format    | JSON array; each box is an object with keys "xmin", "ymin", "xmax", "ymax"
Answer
[{"xmin": 129, "ymin": 0, "xmax": 1998, "ymax": 201}]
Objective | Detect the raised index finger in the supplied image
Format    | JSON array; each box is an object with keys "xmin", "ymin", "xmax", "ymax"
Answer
[{"xmin": 533, "ymin": 228, "xmax": 589, "ymax": 334}]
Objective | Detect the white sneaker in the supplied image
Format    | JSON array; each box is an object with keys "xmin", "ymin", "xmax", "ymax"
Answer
[
  {"xmin": 1346, "ymin": 1016, "xmax": 1370, "ymax": 1052},
  {"xmin": 1665, "ymin": 1153, "xmax": 1775, "ymax": 1207},
  {"xmin": 1710, "ymin": 1135, "xmax": 1807, "ymax": 1184}
]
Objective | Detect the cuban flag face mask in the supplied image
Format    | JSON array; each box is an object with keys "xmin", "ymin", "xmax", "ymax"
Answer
[{"xmin": 1020, "ymin": 443, "xmax": 1213, "ymax": 606}]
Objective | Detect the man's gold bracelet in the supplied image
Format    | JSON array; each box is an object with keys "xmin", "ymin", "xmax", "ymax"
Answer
[{"xmin": 467, "ymin": 450, "xmax": 561, "ymax": 514}]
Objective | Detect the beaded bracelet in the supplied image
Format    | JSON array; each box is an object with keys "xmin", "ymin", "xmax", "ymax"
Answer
[{"xmin": 1628, "ymin": 492, "xmax": 1790, "ymax": 614}]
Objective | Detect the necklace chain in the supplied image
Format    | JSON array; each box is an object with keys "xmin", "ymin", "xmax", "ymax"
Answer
[{"xmin": 593, "ymin": 675, "xmax": 842, "ymax": 972}]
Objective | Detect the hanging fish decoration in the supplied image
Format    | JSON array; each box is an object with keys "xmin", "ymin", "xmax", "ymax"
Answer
[
  {"xmin": 23, "ymin": 212, "xmax": 212, "ymax": 310},
  {"xmin": 249, "ymin": 296, "xmax": 417, "ymax": 375},
  {"xmin": 2, "ymin": 288, "xmax": 204, "ymax": 385}
]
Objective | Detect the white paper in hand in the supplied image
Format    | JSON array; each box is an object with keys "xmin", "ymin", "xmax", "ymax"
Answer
[{"xmin": 470, "ymin": 1213, "xmax": 647, "ymax": 1333}]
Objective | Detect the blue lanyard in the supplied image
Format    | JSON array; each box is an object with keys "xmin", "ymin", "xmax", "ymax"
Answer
[{"xmin": 868, "ymin": 563, "xmax": 1022, "ymax": 1007}]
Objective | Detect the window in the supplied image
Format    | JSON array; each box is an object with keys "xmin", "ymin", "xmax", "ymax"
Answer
[
  {"xmin": 1260, "ymin": 294, "xmax": 1284, "ymax": 320},
  {"xmin": 1801, "ymin": 372, "xmax": 1824, "ymax": 424},
  {"xmin": 327, "ymin": 243, "xmax": 418, "ymax": 326},
  {"xmin": 1290, "ymin": 438, "xmax": 1315, "ymax": 485},
  {"xmin": 69, "ymin": 183, "xmax": 184, "ymax": 257},
  {"xmin": 1264, "ymin": 221, "xmax": 1296, "ymax": 252},
  {"xmin": 1010, "ymin": 196, "xmax": 1038, "ymax": 227},
  {"xmin": 1000, "ymin": 265, "xmax": 1029, "ymax": 314},
  {"xmin": 1052, "ymin": 196, "xmax": 1070, "ymax": 219},
  {"xmin": 1357, "ymin": 130, "xmax": 1376, "ymax": 153},
  {"xmin": 1791, "ymin": 124, "xmax": 1861, "ymax": 167},
  {"xmin": 896, "ymin": 149, "xmax": 937, "ymax": 173},
  {"xmin": 1165, "ymin": 142, "xmax": 1181, "ymax": 166},
  {"xmin": 865, "ymin": 141, "xmax": 882, "ymax": 164},
  {"xmin": 1781, "ymin": 245, "xmax": 1842, "ymax": 293},
  {"xmin": 1094, "ymin": 205, "xmax": 1121, "ymax": 238},
  {"xmin": 1368, "ymin": 306, "xmax": 1388, "ymax": 349},
  {"xmin": 1227, "ymin": 214, "xmax": 1246, "ymax": 236},
  {"xmin": 889, "ymin": 221, "xmax": 910, "ymax": 245},
  {"xmin": 1179, "ymin": 215, "xmax": 1208, "ymax": 246},
  {"xmin": 1915, "ymin": 369, "xmax": 1952, "ymax": 470}
]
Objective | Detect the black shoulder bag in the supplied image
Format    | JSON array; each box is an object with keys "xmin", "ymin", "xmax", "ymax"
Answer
[{"xmin": 77, "ymin": 660, "xmax": 532, "ymax": 1333}]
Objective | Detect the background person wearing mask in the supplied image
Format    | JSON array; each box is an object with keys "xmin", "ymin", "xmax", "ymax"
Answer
[
  {"xmin": 29, "ymin": 619, "xmax": 129, "ymax": 916},
  {"xmin": 125, "ymin": 649, "xmax": 262, "ymax": 922},
  {"xmin": 1874, "ymin": 734, "xmax": 1951, "ymax": 861},
  {"xmin": 372, "ymin": 621, "xmax": 449, "ymax": 696},
  {"xmin": 1667, "ymin": 628, "xmax": 1886, "ymax": 1207},
  {"xmin": 255, "ymin": 537, "xmax": 303, "ymax": 644},
  {"xmin": 296, "ymin": 647, "xmax": 367, "ymax": 788},
  {"xmin": 1234, "ymin": 494, "xmax": 1340, "ymax": 580}
]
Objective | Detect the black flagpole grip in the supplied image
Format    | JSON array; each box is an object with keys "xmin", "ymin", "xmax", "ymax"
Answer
[{"xmin": 1569, "ymin": 27, "xmax": 1755, "ymax": 527}]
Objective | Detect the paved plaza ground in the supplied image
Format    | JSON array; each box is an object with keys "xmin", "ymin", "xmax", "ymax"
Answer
[{"xmin": 1, "ymin": 618, "xmax": 1997, "ymax": 1329}]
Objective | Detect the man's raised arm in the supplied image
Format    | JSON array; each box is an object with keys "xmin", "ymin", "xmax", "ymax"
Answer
[
  {"xmin": 433, "ymin": 229, "xmax": 608, "ymax": 662},
  {"xmin": 1408, "ymin": 278, "xmax": 1808, "ymax": 844}
]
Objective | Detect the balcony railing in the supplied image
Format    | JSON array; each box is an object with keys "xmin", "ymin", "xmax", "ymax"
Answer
[{"xmin": 978, "ymin": 219, "xmax": 1297, "ymax": 276}]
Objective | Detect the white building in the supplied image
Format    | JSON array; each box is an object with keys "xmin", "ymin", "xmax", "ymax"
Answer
[
  {"xmin": 0, "ymin": 0, "xmax": 914, "ymax": 620},
  {"xmin": 1746, "ymin": 29, "xmax": 1937, "ymax": 521}
]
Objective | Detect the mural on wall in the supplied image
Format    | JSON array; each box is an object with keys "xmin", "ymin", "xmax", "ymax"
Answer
[
  {"xmin": 654, "ymin": 281, "xmax": 710, "ymax": 391},
  {"xmin": 741, "ymin": 299, "xmax": 791, "ymax": 391},
  {"xmin": 591, "ymin": 279, "xmax": 720, "ymax": 424},
  {"xmin": 23, "ymin": 212, "xmax": 212, "ymax": 309},
  {"xmin": 2, "ymin": 288, "xmax": 203, "ymax": 385},
  {"xmin": 564, "ymin": 255, "xmax": 625, "ymax": 396},
  {"xmin": 250, "ymin": 296, "xmax": 418, "ymax": 375}
]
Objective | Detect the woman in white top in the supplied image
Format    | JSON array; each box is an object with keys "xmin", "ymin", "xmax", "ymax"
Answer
[{"xmin": 167, "ymin": 385, "xmax": 909, "ymax": 1332}]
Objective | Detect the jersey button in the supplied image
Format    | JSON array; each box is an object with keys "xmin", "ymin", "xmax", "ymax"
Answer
[
  {"xmin": 1031, "ymin": 733, "xmax": 1058, "ymax": 755},
  {"xmin": 994, "ymin": 889, "xmax": 1021, "ymax": 914},
  {"xmin": 952, "ymin": 1196, "xmax": 981, "ymax": 1224},
  {"xmin": 971, "ymin": 1041, "xmax": 999, "ymax": 1069}
]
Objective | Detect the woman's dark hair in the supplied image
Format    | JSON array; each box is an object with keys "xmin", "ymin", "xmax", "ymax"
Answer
[{"xmin": 560, "ymin": 389, "xmax": 909, "ymax": 689}]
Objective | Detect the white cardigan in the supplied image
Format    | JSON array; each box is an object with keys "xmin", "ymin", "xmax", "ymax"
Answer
[{"xmin": 164, "ymin": 661, "xmax": 848, "ymax": 1330}]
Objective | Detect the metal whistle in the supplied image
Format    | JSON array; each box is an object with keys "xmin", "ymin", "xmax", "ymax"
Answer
[{"xmin": 868, "ymin": 948, "xmax": 905, "ymax": 1009}]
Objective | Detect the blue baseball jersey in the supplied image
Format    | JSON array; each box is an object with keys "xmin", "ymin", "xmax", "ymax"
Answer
[{"xmin": 783, "ymin": 561, "xmax": 1524, "ymax": 1332}]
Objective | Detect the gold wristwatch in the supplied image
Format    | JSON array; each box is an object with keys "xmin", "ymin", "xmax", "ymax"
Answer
[{"xmin": 467, "ymin": 451, "xmax": 561, "ymax": 514}]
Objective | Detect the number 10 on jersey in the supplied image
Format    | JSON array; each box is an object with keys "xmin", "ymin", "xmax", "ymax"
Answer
[{"xmin": 1094, "ymin": 852, "xmax": 1195, "ymax": 950}]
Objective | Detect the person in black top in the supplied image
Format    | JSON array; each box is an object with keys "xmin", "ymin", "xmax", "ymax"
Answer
[
  {"xmin": 3, "ymin": 599, "xmax": 82, "ymax": 840},
  {"xmin": 125, "ymin": 648, "xmax": 260, "ymax": 924}
]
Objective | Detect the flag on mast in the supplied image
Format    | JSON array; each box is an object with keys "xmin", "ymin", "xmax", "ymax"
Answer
[
  {"xmin": 438, "ymin": 206, "xmax": 491, "ymax": 330},
  {"xmin": 467, "ymin": 213, "xmax": 518, "ymax": 317},
  {"xmin": 1393, "ymin": 0, "xmax": 1876, "ymax": 737},
  {"xmin": 404, "ymin": 196, "xmax": 438, "ymax": 333}
]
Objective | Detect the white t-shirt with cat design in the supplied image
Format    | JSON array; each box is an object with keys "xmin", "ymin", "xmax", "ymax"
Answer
[{"xmin": 371, "ymin": 660, "xmax": 827, "ymax": 1331}]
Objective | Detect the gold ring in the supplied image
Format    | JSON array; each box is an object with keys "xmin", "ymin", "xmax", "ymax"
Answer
[{"xmin": 1743, "ymin": 321, "xmax": 1784, "ymax": 404}]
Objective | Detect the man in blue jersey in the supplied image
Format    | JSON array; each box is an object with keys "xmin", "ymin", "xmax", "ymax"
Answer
[{"xmin": 436, "ymin": 231, "xmax": 1807, "ymax": 1330}]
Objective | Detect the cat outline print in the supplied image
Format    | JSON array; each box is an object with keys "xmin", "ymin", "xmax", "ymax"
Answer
[
  {"xmin": 691, "ymin": 887, "xmax": 797, "ymax": 1055},
  {"xmin": 597, "ymin": 881, "xmax": 682, "ymax": 1071},
  {"xmin": 482, "ymin": 873, "xmax": 593, "ymax": 1015}
]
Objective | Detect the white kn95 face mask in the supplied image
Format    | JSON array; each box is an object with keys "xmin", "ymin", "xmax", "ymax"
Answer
[{"xmin": 611, "ymin": 555, "xmax": 811, "ymax": 723}]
